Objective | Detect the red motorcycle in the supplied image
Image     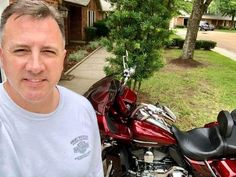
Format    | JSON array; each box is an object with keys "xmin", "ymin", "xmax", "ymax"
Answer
[{"xmin": 84, "ymin": 52, "xmax": 236, "ymax": 177}]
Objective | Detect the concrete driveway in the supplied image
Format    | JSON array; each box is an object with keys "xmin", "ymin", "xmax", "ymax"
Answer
[{"xmin": 176, "ymin": 29, "xmax": 236, "ymax": 60}]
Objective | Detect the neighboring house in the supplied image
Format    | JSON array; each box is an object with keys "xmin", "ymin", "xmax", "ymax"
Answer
[
  {"xmin": 63, "ymin": 0, "xmax": 105, "ymax": 42},
  {"xmin": 7, "ymin": 0, "xmax": 107, "ymax": 43},
  {"xmin": 173, "ymin": 12, "xmax": 236, "ymax": 29}
]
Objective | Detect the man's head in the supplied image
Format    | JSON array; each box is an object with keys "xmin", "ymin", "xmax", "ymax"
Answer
[
  {"xmin": 0, "ymin": 0, "xmax": 65, "ymax": 46},
  {"xmin": 0, "ymin": 0, "xmax": 67, "ymax": 112}
]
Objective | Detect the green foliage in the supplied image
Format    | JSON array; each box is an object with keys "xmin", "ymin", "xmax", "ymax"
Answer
[
  {"xmin": 197, "ymin": 40, "xmax": 217, "ymax": 50},
  {"xmin": 93, "ymin": 20, "xmax": 110, "ymax": 37},
  {"xmin": 85, "ymin": 27, "xmax": 97, "ymax": 41},
  {"xmin": 173, "ymin": 0, "xmax": 193, "ymax": 15},
  {"xmin": 167, "ymin": 38, "xmax": 216, "ymax": 50},
  {"xmin": 173, "ymin": 38, "xmax": 185, "ymax": 48},
  {"xmin": 68, "ymin": 50, "xmax": 88, "ymax": 62},
  {"xmin": 88, "ymin": 41, "xmax": 100, "ymax": 50},
  {"xmin": 175, "ymin": 25, "xmax": 185, "ymax": 28},
  {"xmin": 103, "ymin": 0, "xmax": 177, "ymax": 88},
  {"xmin": 218, "ymin": 0, "xmax": 236, "ymax": 16},
  {"xmin": 213, "ymin": 0, "xmax": 236, "ymax": 28}
]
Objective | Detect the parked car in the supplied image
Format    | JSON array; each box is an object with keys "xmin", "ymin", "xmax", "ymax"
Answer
[{"xmin": 199, "ymin": 21, "xmax": 215, "ymax": 31}]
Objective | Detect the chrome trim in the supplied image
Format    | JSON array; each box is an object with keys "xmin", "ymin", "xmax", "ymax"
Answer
[
  {"xmin": 132, "ymin": 103, "xmax": 175, "ymax": 133},
  {"xmin": 133, "ymin": 139, "xmax": 159, "ymax": 145},
  {"xmin": 204, "ymin": 160, "xmax": 217, "ymax": 177},
  {"xmin": 146, "ymin": 117, "xmax": 172, "ymax": 133}
]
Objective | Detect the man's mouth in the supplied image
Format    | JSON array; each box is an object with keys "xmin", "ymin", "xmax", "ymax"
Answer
[
  {"xmin": 25, "ymin": 79, "xmax": 46, "ymax": 82},
  {"xmin": 23, "ymin": 78, "xmax": 47, "ymax": 86}
]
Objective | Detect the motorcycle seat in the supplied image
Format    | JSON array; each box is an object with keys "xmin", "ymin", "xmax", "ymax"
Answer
[
  {"xmin": 223, "ymin": 109, "xmax": 236, "ymax": 155},
  {"xmin": 231, "ymin": 109, "xmax": 236, "ymax": 122},
  {"xmin": 217, "ymin": 110, "xmax": 234, "ymax": 138},
  {"xmin": 171, "ymin": 125, "xmax": 224, "ymax": 161}
]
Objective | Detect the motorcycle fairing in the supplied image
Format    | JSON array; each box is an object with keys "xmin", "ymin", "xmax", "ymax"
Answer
[
  {"xmin": 212, "ymin": 159, "xmax": 236, "ymax": 177},
  {"xmin": 84, "ymin": 75, "xmax": 120, "ymax": 115}
]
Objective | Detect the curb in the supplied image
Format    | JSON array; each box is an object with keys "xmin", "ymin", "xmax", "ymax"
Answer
[
  {"xmin": 212, "ymin": 47, "xmax": 236, "ymax": 61},
  {"xmin": 64, "ymin": 46, "xmax": 103, "ymax": 75}
]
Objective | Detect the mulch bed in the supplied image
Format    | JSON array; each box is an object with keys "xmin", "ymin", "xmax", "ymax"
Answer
[
  {"xmin": 170, "ymin": 58, "xmax": 203, "ymax": 68},
  {"xmin": 63, "ymin": 44, "xmax": 84, "ymax": 72}
]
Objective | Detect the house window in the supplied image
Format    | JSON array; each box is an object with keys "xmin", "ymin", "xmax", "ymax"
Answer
[{"xmin": 87, "ymin": 10, "xmax": 96, "ymax": 27}]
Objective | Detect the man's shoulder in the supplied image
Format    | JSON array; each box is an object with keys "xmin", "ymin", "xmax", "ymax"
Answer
[{"xmin": 57, "ymin": 85, "xmax": 92, "ymax": 108}]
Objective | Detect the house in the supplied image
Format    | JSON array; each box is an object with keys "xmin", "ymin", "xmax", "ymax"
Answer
[
  {"xmin": 62, "ymin": 0, "xmax": 105, "ymax": 43},
  {"xmin": 173, "ymin": 12, "xmax": 236, "ymax": 29},
  {"xmin": 4, "ymin": 0, "xmax": 107, "ymax": 43}
]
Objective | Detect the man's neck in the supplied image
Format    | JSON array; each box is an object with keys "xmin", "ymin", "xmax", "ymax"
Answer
[{"xmin": 4, "ymin": 82, "xmax": 60, "ymax": 114}]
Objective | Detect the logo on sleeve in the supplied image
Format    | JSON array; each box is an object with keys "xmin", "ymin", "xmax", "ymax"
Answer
[{"xmin": 71, "ymin": 135, "xmax": 91, "ymax": 160}]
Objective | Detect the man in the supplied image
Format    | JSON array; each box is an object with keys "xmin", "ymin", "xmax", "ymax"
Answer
[{"xmin": 0, "ymin": 1, "xmax": 103, "ymax": 177}]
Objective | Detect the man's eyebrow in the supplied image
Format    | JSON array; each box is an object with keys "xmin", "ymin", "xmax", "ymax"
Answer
[{"xmin": 9, "ymin": 44, "xmax": 30, "ymax": 49}]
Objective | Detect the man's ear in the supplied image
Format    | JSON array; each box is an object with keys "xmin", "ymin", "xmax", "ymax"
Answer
[{"xmin": 63, "ymin": 49, "xmax": 67, "ymax": 59}]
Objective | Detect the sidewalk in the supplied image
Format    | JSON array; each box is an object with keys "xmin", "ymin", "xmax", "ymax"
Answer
[{"xmin": 59, "ymin": 47, "xmax": 112, "ymax": 95}]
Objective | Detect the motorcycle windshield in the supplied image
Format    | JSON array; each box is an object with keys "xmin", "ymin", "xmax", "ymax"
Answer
[{"xmin": 84, "ymin": 75, "xmax": 120, "ymax": 115}]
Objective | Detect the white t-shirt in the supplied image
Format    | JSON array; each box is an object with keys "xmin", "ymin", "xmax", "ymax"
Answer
[{"xmin": 0, "ymin": 84, "xmax": 103, "ymax": 177}]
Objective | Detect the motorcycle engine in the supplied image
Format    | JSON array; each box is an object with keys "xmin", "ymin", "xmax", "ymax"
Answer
[{"xmin": 129, "ymin": 149, "xmax": 189, "ymax": 177}]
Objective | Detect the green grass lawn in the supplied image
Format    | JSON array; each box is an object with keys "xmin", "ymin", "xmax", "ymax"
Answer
[{"xmin": 140, "ymin": 49, "xmax": 236, "ymax": 130}]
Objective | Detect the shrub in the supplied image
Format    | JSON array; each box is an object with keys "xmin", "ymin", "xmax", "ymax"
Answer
[
  {"xmin": 68, "ymin": 50, "xmax": 88, "ymax": 62},
  {"xmin": 175, "ymin": 25, "xmax": 185, "ymax": 28},
  {"xmin": 93, "ymin": 20, "xmax": 110, "ymax": 37},
  {"xmin": 165, "ymin": 38, "xmax": 184, "ymax": 49},
  {"xmin": 200, "ymin": 40, "xmax": 217, "ymax": 50},
  {"xmin": 195, "ymin": 40, "xmax": 202, "ymax": 49},
  {"xmin": 174, "ymin": 38, "xmax": 185, "ymax": 48},
  {"xmin": 167, "ymin": 38, "xmax": 216, "ymax": 50},
  {"xmin": 85, "ymin": 27, "xmax": 97, "ymax": 41},
  {"xmin": 164, "ymin": 39, "xmax": 174, "ymax": 49},
  {"xmin": 218, "ymin": 26, "xmax": 230, "ymax": 30},
  {"xmin": 88, "ymin": 41, "xmax": 100, "ymax": 50}
]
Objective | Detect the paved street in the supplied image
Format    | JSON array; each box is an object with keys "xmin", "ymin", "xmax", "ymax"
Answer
[{"xmin": 176, "ymin": 29, "xmax": 236, "ymax": 60}]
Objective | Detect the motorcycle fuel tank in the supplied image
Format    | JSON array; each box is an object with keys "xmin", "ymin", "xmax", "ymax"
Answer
[
  {"xmin": 130, "ymin": 104, "xmax": 176, "ymax": 146},
  {"xmin": 130, "ymin": 119, "xmax": 176, "ymax": 146}
]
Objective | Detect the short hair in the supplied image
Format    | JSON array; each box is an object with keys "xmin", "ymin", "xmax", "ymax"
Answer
[{"xmin": 0, "ymin": 0, "xmax": 65, "ymax": 44}]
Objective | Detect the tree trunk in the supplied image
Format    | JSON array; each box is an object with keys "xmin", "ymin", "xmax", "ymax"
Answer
[
  {"xmin": 231, "ymin": 14, "xmax": 235, "ymax": 29},
  {"xmin": 181, "ymin": 0, "xmax": 213, "ymax": 60}
]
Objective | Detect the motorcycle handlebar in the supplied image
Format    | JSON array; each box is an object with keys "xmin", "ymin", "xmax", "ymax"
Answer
[{"xmin": 122, "ymin": 51, "xmax": 136, "ymax": 85}]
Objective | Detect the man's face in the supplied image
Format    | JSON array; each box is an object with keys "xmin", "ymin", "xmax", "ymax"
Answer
[{"xmin": 0, "ymin": 14, "xmax": 66, "ymax": 104}]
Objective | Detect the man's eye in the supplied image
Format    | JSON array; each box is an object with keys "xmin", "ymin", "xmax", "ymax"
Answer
[
  {"xmin": 13, "ymin": 49, "xmax": 30, "ymax": 56},
  {"xmin": 42, "ymin": 50, "xmax": 57, "ymax": 56}
]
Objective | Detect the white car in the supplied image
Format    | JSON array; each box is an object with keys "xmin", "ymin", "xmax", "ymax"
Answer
[{"xmin": 199, "ymin": 21, "xmax": 215, "ymax": 31}]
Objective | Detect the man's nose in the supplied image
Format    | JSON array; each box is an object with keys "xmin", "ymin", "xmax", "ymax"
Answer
[{"xmin": 25, "ymin": 52, "xmax": 45, "ymax": 74}]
